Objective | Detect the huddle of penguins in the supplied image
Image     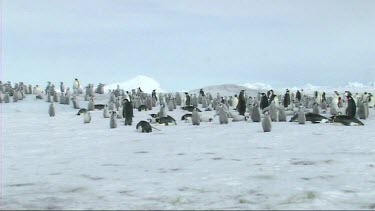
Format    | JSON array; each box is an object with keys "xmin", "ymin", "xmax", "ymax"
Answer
[{"xmin": 2, "ymin": 80, "xmax": 373, "ymax": 133}]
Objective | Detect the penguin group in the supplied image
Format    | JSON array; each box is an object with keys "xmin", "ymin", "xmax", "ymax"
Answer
[{"xmin": 2, "ymin": 79, "xmax": 373, "ymax": 134}]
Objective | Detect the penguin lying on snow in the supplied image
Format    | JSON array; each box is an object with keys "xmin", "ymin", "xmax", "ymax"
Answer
[
  {"xmin": 136, "ymin": 121, "xmax": 153, "ymax": 132},
  {"xmin": 181, "ymin": 113, "xmax": 192, "ymax": 121},
  {"xmin": 94, "ymin": 104, "xmax": 106, "ymax": 110},
  {"xmin": 77, "ymin": 108, "xmax": 88, "ymax": 115},
  {"xmin": 331, "ymin": 115, "xmax": 364, "ymax": 126},
  {"xmin": 156, "ymin": 115, "xmax": 177, "ymax": 126},
  {"xmin": 181, "ymin": 106, "xmax": 201, "ymax": 112},
  {"xmin": 289, "ymin": 112, "xmax": 330, "ymax": 123},
  {"xmin": 138, "ymin": 105, "xmax": 148, "ymax": 112}
]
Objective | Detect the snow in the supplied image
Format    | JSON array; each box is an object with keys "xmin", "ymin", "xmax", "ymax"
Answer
[
  {"xmin": 1, "ymin": 87, "xmax": 375, "ymax": 210},
  {"xmin": 190, "ymin": 84, "xmax": 266, "ymax": 97},
  {"xmin": 241, "ymin": 82, "xmax": 273, "ymax": 91},
  {"xmin": 104, "ymin": 75, "xmax": 165, "ymax": 93}
]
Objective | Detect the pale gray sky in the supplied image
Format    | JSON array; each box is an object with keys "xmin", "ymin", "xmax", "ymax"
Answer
[{"xmin": 2, "ymin": 0, "xmax": 375, "ymax": 91}]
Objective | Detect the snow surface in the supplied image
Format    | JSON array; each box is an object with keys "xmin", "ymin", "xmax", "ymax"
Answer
[{"xmin": 1, "ymin": 87, "xmax": 375, "ymax": 210}]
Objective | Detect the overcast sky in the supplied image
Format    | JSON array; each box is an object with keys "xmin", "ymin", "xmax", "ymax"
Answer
[{"xmin": 2, "ymin": 0, "xmax": 375, "ymax": 91}]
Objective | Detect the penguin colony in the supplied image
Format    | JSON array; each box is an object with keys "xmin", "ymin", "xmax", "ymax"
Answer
[{"xmin": 1, "ymin": 80, "xmax": 373, "ymax": 134}]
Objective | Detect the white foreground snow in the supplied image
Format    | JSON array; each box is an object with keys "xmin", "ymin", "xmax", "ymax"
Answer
[{"xmin": 1, "ymin": 91, "xmax": 375, "ymax": 210}]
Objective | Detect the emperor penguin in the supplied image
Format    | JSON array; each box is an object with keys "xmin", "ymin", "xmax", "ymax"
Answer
[
  {"xmin": 84, "ymin": 93, "xmax": 90, "ymax": 101},
  {"xmin": 232, "ymin": 95, "xmax": 239, "ymax": 108},
  {"xmin": 168, "ymin": 99, "xmax": 174, "ymax": 111},
  {"xmin": 262, "ymin": 111, "xmax": 272, "ymax": 132},
  {"xmin": 59, "ymin": 93, "xmax": 65, "ymax": 104},
  {"xmin": 109, "ymin": 111, "xmax": 118, "ymax": 128},
  {"xmin": 103, "ymin": 105, "xmax": 110, "ymax": 118},
  {"xmin": 312, "ymin": 102, "xmax": 320, "ymax": 114},
  {"xmin": 159, "ymin": 103, "xmax": 168, "ymax": 118},
  {"xmin": 216, "ymin": 104, "xmax": 229, "ymax": 124},
  {"xmin": 192, "ymin": 107, "xmax": 201, "ymax": 126},
  {"xmin": 232, "ymin": 114, "xmax": 247, "ymax": 122},
  {"xmin": 277, "ymin": 106, "xmax": 287, "ymax": 122},
  {"xmin": 251, "ymin": 104, "xmax": 261, "ymax": 122},
  {"xmin": 108, "ymin": 101, "xmax": 115, "ymax": 111},
  {"xmin": 87, "ymin": 97, "xmax": 95, "ymax": 111},
  {"xmin": 357, "ymin": 101, "xmax": 367, "ymax": 119},
  {"xmin": 53, "ymin": 92, "xmax": 59, "ymax": 102},
  {"xmin": 297, "ymin": 108, "xmax": 306, "ymax": 124},
  {"xmin": 71, "ymin": 96, "xmax": 80, "ymax": 109},
  {"xmin": 49, "ymin": 102, "xmax": 56, "ymax": 117},
  {"xmin": 368, "ymin": 93, "xmax": 374, "ymax": 108},
  {"xmin": 329, "ymin": 103, "xmax": 338, "ymax": 116},
  {"xmin": 117, "ymin": 105, "xmax": 123, "ymax": 119},
  {"xmin": 73, "ymin": 78, "xmax": 80, "ymax": 92},
  {"xmin": 345, "ymin": 95, "xmax": 356, "ymax": 118},
  {"xmin": 83, "ymin": 111, "xmax": 91, "ymax": 123},
  {"xmin": 60, "ymin": 82, "xmax": 65, "ymax": 93},
  {"xmin": 145, "ymin": 97, "xmax": 153, "ymax": 110},
  {"xmin": 321, "ymin": 100, "xmax": 327, "ymax": 111},
  {"xmin": 13, "ymin": 91, "xmax": 19, "ymax": 102},
  {"xmin": 263, "ymin": 101, "xmax": 278, "ymax": 122},
  {"xmin": 4, "ymin": 92, "xmax": 10, "ymax": 103},
  {"xmin": 123, "ymin": 98, "xmax": 133, "ymax": 126}
]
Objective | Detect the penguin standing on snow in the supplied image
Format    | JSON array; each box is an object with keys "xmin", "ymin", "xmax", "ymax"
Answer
[
  {"xmin": 260, "ymin": 93, "xmax": 269, "ymax": 110},
  {"xmin": 283, "ymin": 90, "xmax": 291, "ymax": 108},
  {"xmin": 251, "ymin": 104, "xmax": 261, "ymax": 122},
  {"xmin": 262, "ymin": 111, "xmax": 272, "ymax": 132},
  {"xmin": 345, "ymin": 95, "xmax": 356, "ymax": 118},
  {"xmin": 123, "ymin": 98, "xmax": 133, "ymax": 126},
  {"xmin": 185, "ymin": 92, "xmax": 191, "ymax": 106},
  {"xmin": 103, "ymin": 105, "xmax": 110, "ymax": 118},
  {"xmin": 191, "ymin": 107, "xmax": 201, "ymax": 126},
  {"xmin": 357, "ymin": 101, "xmax": 367, "ymax": 119},
  {"xmin": 297, "ymin": 108, "xmax": 306, "ymax": 124},
  {"xmin": 237, "ymin": 90, "xmax": 246, "ymax": 116},
  {"xmin": 109, "ymin": 111, "xmax": 118, "ymax": 128},
  {"xmin": 49, "ymin": 102, "xmax": 55, "ymax": 117},
  {"xmin": 83, "ymin": 110, "xmax": 91, "ymax": 123}
]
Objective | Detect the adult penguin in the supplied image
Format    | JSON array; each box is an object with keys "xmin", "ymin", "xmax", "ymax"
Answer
[
  {"xmin": 296, "ymin": 90, "xmax": 302, "ymax": 102},
  {"xmin": 123, "ymin": 98, "xmax": 133, "ymax": 126},
  {"xmin": 345, "ymin": 95, "xmax": 356, "ymax": 118},
  {"xmin": 185, "ymin": 92, "xmax": 191, "ymax": 106},
  {"xmin": 237, "ymin": 90, "xmax": 246, "ymax": 116},
  {"xmin": 283, "ymin": 90, "xmax": 291, "ymax": 108},
  {"xmin": 199, "ymin": 89, "xmax": 205, "ymax": 97},
  {"xmin": 152, "ymin": 89, "xmax": 158, "ymax": 102},
  {"xmin": 260, "ymin": 93, "xmax": 269, "ymax": 110},
  {"xmin": 232, "ymin": 95, "xmax": 239, "ymax": 108}
]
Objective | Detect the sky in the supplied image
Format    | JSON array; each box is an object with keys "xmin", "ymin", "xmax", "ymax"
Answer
[{"xmin": 2, "ymin": 0, "xmax": 375, "ymax": 91}]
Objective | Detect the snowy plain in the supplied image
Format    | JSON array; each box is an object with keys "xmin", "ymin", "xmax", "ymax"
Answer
[{"xmin": 1, "ymin": 83, "xmax": 375, "ymax": 210}]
